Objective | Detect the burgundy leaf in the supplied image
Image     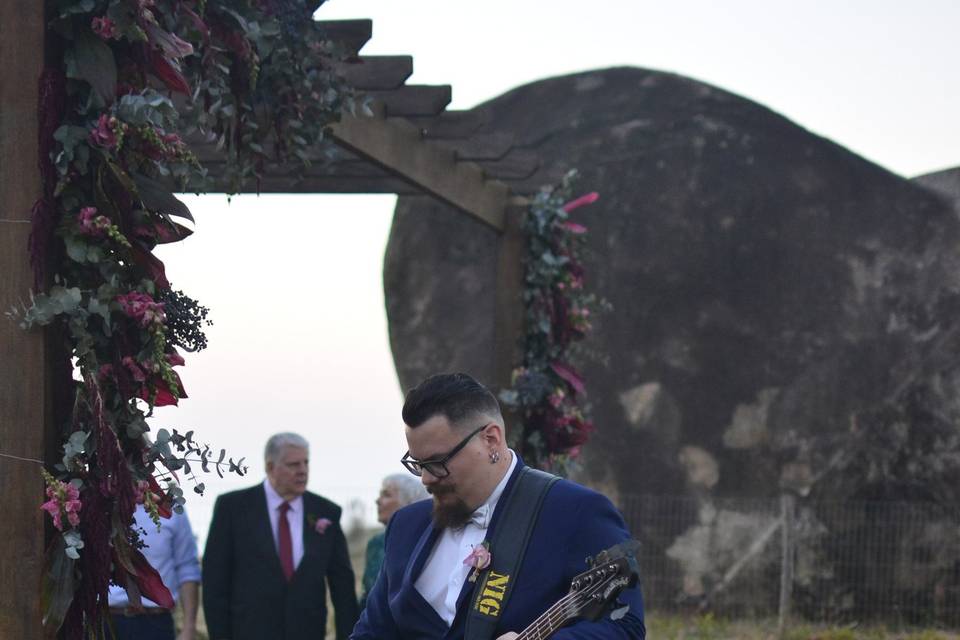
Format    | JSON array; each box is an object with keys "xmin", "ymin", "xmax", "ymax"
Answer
[
  {"xmin": 130, "ymin": 246, "xmax": 170, "ymax": 289},
  {"xmin": 148, "ymin": 49, "xmax": 191, "ymax": 95},
  {"xmin": 550, "ymin": 361, "xmax": 586, "ymax": 395}
]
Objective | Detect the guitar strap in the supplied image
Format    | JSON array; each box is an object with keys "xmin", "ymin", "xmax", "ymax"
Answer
[{"xmin": 463, "ymin": 466, "xmax": 559, "ymax": 640}]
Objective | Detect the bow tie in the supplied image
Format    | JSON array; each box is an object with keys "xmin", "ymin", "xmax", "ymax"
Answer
[{"xmin": 466, "ymin": 503, "xmax": 492, "ymax": 529}]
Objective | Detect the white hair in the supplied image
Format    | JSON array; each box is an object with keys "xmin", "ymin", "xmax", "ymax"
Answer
[
  {"xmin": 383, "ymin": 473, "xmax": 428, "ymax": 506},
  {"xmin": 264, "ymin": 432, "xmax": 310, "ymax": 463}
]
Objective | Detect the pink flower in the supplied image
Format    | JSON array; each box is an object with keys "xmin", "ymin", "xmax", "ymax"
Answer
[
  {"xmin": 41, "ymin": 480, "xmax": 82, "ymax": 531},
  {"xmin": 314, "ymin": 517, "xmax": 332, "ymax": 534},
  {"xmin": 562, "ymin": 192, "xmax": 599, "ymax": 213},
  {"xmin": 41, "ymin": 498, "xmax": 63, "ymax": 530},
  {"xmin": 116, "ymin": 292, "xmax": 165, "ymax": 328},
  {"xmin": 91, "ymin": 16, "xmax": 117, "ymax": 40},
  {"xmin": 77, "ymin": 206, "xmax": 111, "ymax": 236},
  {"xmin": 134, "ymin": 480, "xmax": 151, "ymax": 504},
  {"xmin": 463, "ymin": 543, "xmax": 491, "ymax": 571},
  {"xmin": 89, "ymin": 114, "xmax": 118, "ymax": 148}
]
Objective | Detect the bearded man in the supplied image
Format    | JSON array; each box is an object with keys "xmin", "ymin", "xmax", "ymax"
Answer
[{"xmin": 350, "ymin": 373, "xmax": 645, "ymax": 640}]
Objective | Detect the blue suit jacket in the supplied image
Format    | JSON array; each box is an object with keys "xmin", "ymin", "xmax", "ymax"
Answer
[{"xmin": 351, "ymin": 460, "xmax": 645, "ymax": 639}]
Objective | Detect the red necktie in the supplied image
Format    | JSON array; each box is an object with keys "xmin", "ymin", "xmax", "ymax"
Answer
[{"xmin": 278, "ymin": 502, "xmax": 294, "ymax": 581}]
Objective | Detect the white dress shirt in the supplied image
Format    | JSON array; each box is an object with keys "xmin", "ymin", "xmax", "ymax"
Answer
[
  {"xmin": 263, "ymin": 478, "xmax": 305, "ymax": 570},
  {"xmin": 415, "ymin": 450, "xmax": 518, "ymax": 625}
]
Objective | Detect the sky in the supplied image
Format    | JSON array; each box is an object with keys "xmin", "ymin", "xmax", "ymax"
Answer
[{"xmin": 156, "ymin": 0, "xmax": 960, "ymax": 549}]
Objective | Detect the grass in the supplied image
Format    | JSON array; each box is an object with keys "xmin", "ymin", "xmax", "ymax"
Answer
[{"xmin": 647, "ymin": 613, "xmax": 960, "ymax": 640}]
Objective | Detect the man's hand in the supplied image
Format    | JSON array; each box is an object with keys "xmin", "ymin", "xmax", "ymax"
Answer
[{"xmin": 496, "ymin": 633, "xmax": 519, "ymax": 640}]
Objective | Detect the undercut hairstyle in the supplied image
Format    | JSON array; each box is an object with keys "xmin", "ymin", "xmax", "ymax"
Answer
[
  {"xmin": 383, "ymin": 473, "xmax": 429, "ymax": 506},
  {"xmin": 402, "ymin": 372, "xmax": 503, "ymax": 430},
  {"xmin": 264, "ymin": 432, "xmax": 310, "ymax": 463}
]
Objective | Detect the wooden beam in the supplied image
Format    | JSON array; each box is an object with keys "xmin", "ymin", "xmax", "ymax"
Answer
[
  {"xmin": 314, "ymin": 19, "xmax": 372, "ymax": 55},
  {"xmin": 439, "ymin": 132, "xmax": 515, "ymax": 161},
  {"xmin": 330, "ymin": 102, "xmax": 509, "ymax": 230},
  {"xmin": 372, "ymin": 85, "xmax": 452, "ymax": 117},
  {"xmin": 477, "ymin": 149, "xmax": 541, "ymax": 180},
  {"xmin": 408, "ymin": 110, "xmax": 488, "ymax": 139},
  {"xmin": 195, "ymin": 173, "xmax": 421, "ymax": 195},
  {"xmin": 0, "ymin": 2, "xmax": 54, "ymax": 638},
  {"xmin": 336, "ymin": 55, "xmax": 413, "ymax": 91}
]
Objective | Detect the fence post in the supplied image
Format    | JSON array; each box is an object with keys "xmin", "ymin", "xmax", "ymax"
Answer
[{"xmin": 778, "ymin": 493, "xmax": 796, "ymax": 637}]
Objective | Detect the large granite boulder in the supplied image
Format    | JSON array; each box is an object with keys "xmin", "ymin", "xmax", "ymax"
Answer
[
  {"xmin": 914, "ymin": 166, "xmax": 960, "ymax": 214},
  {"xmin": 384, "ymin": 67, "xmax": 960, "ymax": 507}
]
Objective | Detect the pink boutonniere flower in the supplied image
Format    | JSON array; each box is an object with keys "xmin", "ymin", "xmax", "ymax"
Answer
[
  {"xmin": 464, "ymin": 541, "xmax": 492, "ymax": 583},
  {"xmin": 313, "ymin": 517, "xmax": 332, "ymax": 534}
]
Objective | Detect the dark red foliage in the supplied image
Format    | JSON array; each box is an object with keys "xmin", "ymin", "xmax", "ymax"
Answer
[
  {"xmin": 130, "ymin": 245, "xmax": 170, "ymax": 288},
  {"xmin": 147, "ymin": 49, "xmax": 191, "ymax": 95},
  {"xmin": 30, "ymin": 67, "xmax": 66, "ymax": 289}
]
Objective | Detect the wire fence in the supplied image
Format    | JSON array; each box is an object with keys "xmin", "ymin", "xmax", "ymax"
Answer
[{"xmin": 619, "ymin": 494, "xmax": 960, "ymax": 628}]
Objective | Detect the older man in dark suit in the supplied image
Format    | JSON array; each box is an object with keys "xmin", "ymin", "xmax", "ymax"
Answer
[{"xmin": 203, "ymin": 433, "xmax": 359, "ymax": 640}]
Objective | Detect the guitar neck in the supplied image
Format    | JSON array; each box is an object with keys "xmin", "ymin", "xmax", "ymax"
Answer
[{"xmin": 515, "ymin": 591, "xmax": 586, "ymax": 640}]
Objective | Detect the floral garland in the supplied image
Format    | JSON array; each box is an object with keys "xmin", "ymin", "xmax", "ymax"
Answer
[
  {"xmin": 500, "ymin": 171, "xmax": 605, "ymax": 474},
  {"xmin": 10, "ymin": 0, "xmax": 356, "ymax": 636}
]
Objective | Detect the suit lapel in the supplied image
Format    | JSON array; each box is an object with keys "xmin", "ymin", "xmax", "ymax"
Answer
[{"xmin": 405, "ymin": 520, "xmax": 441, "ymax": 586}]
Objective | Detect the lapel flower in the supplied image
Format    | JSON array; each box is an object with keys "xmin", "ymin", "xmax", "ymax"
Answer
[
  {"xmin": 308, "ymin": 513, "xmax": 332, "ymax": 534},
  {"xmin": 464, "ymin": 541, "xmax": 491, "ymax": 583}
]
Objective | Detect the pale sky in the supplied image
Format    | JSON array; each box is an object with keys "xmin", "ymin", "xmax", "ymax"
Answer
[{"xmin": 157, "ymin": 0, "xmax": 960, "ymax": 549}]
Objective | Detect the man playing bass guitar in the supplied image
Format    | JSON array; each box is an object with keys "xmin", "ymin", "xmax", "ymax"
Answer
[{"xmin": 351, "ymin": 373, "xmax": 645, "ymax": 640}]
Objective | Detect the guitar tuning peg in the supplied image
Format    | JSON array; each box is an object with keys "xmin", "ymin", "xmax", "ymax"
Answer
[
  {"xmin": 585, "ymin": 555, "xmax": 594, "ymax": 568},
  {"xmin": 609, "ymin": 601, "xmax": 630, "ymax": 621}
]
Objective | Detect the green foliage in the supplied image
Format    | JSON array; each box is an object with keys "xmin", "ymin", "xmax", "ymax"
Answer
[
  {"xmin": 500, "ymin": 171, "xmax": 605, "ymax": 473},
  {"xmin": 23, "ymin": 0, "xmax": 358, "ymax": 632}
]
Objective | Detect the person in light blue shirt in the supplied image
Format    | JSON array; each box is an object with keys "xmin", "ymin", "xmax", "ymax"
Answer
[{"xmin": 108, "ymin": 505, "xmax": 202, "ymax": 640}]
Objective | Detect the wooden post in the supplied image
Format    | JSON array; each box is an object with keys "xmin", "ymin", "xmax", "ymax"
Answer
[
  {"xmin": 0, "ymin": 1, "xmax": 53, "ymax": 637},
  {"xmin": 778, "ymin": 493, "xmax": 796, "ymax": 637},
  {"xmin": 493, "ymin": 199, "xmax": 527, "ymax": 435}
]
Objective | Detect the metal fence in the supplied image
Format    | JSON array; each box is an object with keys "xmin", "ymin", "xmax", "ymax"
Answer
[{"xmin": 619, "ymin": 494, "xmax": 960, "ymax": 628}]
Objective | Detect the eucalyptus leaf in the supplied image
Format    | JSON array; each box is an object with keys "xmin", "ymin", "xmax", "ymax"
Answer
[
  {"xmin": 74, "ymin": 31, "xmax": 117, "ymax": 105},
  {"xmin": 65, "ymin": 237, "xmax": 89, "ymax": 263}
]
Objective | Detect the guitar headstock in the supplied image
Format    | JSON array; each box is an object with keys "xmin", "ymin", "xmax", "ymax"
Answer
[{"xmin": 568, "ymin": 540, "xmax": 641, "ymax": 622}]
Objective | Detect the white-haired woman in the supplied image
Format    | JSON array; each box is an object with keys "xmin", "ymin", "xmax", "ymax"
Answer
[{"xmin": 360, "ymin": 473, "xmax": 429, "ymax": 607}]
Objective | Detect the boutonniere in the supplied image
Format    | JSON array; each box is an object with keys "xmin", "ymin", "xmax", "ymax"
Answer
[
  {"xmin": 463, "ymin": 541, "xmax": 491, "ymax": 583},
  {"xmin": 307, "ymin": 514, "xmax": 333, "ymax": 534}
]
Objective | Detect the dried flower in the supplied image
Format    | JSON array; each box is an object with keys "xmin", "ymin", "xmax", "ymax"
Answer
[{"xmin": 314, "ymin": 517, "xmax": 332, "ymax": 534}]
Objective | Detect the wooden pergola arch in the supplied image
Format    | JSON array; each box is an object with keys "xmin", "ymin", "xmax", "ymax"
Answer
[{"xmin": 0, "ymin": 11, "xmax": 538, "ymax": 637}]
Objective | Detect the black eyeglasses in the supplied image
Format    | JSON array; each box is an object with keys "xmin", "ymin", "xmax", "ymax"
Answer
[{"xmin": 400, "ymin": 425, "xmax": 487, "ymax": 478}]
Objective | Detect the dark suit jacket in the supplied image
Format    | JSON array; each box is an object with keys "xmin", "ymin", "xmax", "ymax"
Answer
[
  {"xmin": 203, "ymin": 484, "xmax": 359, "ymax": 640},
  {"xmin": 350, "ymin": 460, "xmax": 645, "ymax": 639}
]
